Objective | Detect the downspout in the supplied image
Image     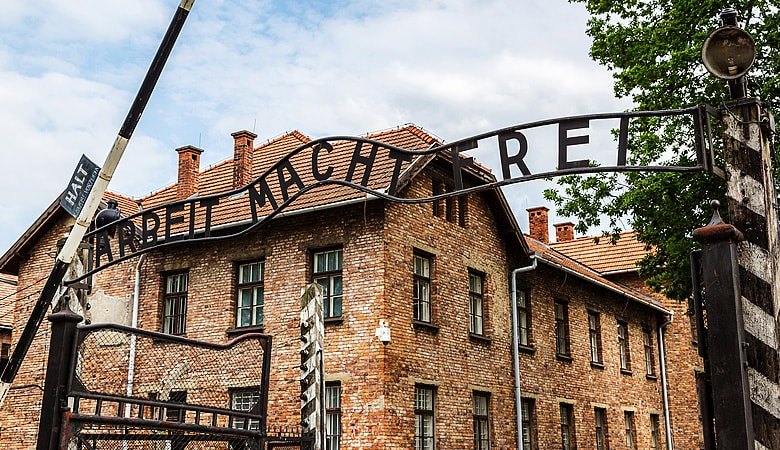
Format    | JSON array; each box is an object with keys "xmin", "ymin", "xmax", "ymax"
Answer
[
  {"xmin": 511, "ymin": 254, "xmax": 537, "ymax": 450},
  {"xmin": 125, "ymin": 253, "xmax": 146, "ymax": 416},
  {"xmin": 658, "ymin": 314, "xmax": 674, "ymax": 450}
]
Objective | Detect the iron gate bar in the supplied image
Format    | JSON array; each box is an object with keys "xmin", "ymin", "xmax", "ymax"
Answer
[{"xmin": 67, "ymin": 414, "xmax": 264, "ymax": 438}]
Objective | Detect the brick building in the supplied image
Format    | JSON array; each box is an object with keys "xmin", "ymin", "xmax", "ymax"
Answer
[{"xmin": 0, "ymin": 125, "xmax": 700, "ymax": 449}]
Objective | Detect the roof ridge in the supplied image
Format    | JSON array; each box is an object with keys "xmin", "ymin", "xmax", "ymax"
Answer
[
  {"xmin": 256, "ymin": 130, "xmax": 311, "ymax": 148},
  {"xmin": 362, "ymin": 123, "xmax": 443, "ymax": 146}
]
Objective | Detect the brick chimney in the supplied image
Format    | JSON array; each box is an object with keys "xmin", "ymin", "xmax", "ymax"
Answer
[
  {"xmin": 527, "ymin": 206, "xmax": 549, "ymax": 244},
  {"xmin": 175, "ymin": 145, "xmax": 203, "ymax": 199},
  {"xmin": 232, "ymin": 130, "xmax": 257, "ymax": 188},
  {"xmin": 554, "ymin": 222, "xmax": 575, "ymax": 243}
]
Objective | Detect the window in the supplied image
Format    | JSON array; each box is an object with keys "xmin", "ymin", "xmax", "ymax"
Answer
[
  {"xmin": 473, "ymin": 393, "xmax": 490, "ymax": 450},
  {"xmin": 469, "ymin": 272, "xmax": 485, "ymax": 335},
  {"xmin": 325, "ymin": 383, "xmax": 342, "ymax": 450},
  {"xmin": 231, "ymin": 388, "xmax": 261, "ymax": 430},
  {"xmin": 594, "ymin": 408, "xmax": 609, "ymax": 450},
  {"xmin": 650, "ymin": 414, "xmax": 661, "ymax": 450},
  {"xmin": 458, "ymin": 196, "xmax": 468, "ymax": 227},
  {"xmin": 517, "ymin": 290, "xmax": 531, "ymax": 347},
  {"xmin": 617, "ymin": 321, "xmax": 631, "ymax": 372},
  {"xmin": 643, "ymin": 329, "xmax": 656, "ymax": 377},
  {"xmin": 415, "ymin": 385, "xmax": 435, "ymax": 450},
  {"xmin": 166, "ymin": 390, "xmax": 187, "ymax": 422},
  {"xmin": 147, "ymin": 392, "xmax": 162, "ymax": 420},
  {"xmin": 588, "ymin": 311, "xmax": 603, "ymax": 365},
  {"xmin": 163, "ymin": 272, "xmax": 188, "ymax": 335},
  {"xmin": 624, "ymin": 411, "xmax": 637, "ymax": 450},
  {"xmin": 413, "ymin": 253, "xmax": 432, "ymax": 323},
  {"xmin": 236, "ymin": 261, "xmax": 264, "ymax": 328},
  {"xmin": 313, "ymin": 249, "xmax": 343, "ymax": 319},
  {"xmin": 0, "ymin": 342, "xmax": 10, "ymax": 372},
  {"xmin": 432, "ymin": 181, "xmax": 444, "ymax": 217},
  {"xmin": 521, "ymin": 398, "xmax": 537, "ymax": 450},
  {"xmin": 554, "ymin": 300, "xmax": 570, "ymax": 357},
  {"xmin": 559, "ymin": 403, "xmax": 576, "ymax": 450}
]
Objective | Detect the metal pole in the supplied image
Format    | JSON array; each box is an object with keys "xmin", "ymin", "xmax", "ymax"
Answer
[
  {"xmin": 35, "ymin": 305, "xmax": 82, "ymax": 450},
  {"xmin": 692, "ymin": 203, "xmax": 754, "ymax": 449},
  {"xmin": 0, "ymin": 0, "xmax": 197, "ymax": 407}
]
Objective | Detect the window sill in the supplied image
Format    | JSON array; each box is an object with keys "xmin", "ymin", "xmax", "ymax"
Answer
[
  {"xmin": 590, "ymin": 361, "xmax": 605, "ymax": 370},
  {"xmin": 646, "ymin": 374, "xmax": 658, "ymax": 381},
  {"xmin": 226, "ymin": 325, "xmax": 264, "ymax": 337},
  {"xmin": 412, "ymin": 321, "xmax": 439, "ymax": 334},
  {"xmin": 620, "ymin": 369, "xmax": 633, "ymax": 376},
  {"xmin": 518, "ymin": 344, "xmax": 536, "ymax": 355},
  {"xmin": 324, "ymin": 317, "xmax": 344, "ymax": 325},
  {"xmin": 469, "ymin": 333, "xmax": 492, "ymax": 344},
  {"xmin": 556, "ymin": 354, "xmax": 573, "ymax": 363}
]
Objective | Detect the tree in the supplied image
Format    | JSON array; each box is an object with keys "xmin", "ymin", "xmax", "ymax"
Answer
[{"xmin": 545, "ymin": 1, "xmax": 780, "ymax": 301}]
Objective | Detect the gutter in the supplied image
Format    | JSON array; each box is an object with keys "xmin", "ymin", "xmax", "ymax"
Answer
[
  {"xmin": 510, "ymin": 254, "xmax": 537, "ymax": 450},
  {"xmin": 658, "ymin": 314, "xmax": 675, "ymax": 450},
  {"xmin": 536, "ymin": 255, "xmax": 671, "ymax": 315}
]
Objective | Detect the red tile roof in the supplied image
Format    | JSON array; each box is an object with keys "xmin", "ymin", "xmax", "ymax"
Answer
[
  {"xmin": 549, "ymin": 231, "xmax": 652, "ymax": 274},
  {"xmin": 527, "ymin": 235, "xmax": 666, "ymax": 313}
]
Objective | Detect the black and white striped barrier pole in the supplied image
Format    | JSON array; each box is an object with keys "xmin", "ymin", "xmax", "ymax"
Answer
[
  {"xmin": 0, "ymin": 0, "xmax": 197, "ymax": 408},
  {"xmin": 300, "ymin": 283, "xmax": 324, "ymax": 449},
  {"xmin": 722, "ymin": 99, "xmax": 780, "ymax": 450}
]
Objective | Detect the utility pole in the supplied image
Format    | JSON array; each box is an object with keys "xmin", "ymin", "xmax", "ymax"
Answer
[{"xmin": 700, "ymin": 8, "xmax": 780, "ymax": 449}]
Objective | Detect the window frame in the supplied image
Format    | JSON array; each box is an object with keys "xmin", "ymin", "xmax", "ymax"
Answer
[
  {"xmin": 588, "ymin": 310, "xmax": 603, "ymax": 366},
  {"xmin": 594, "ymin": 407, "xmax": 609, "ymax": 450},
  {"xmin": 517, "ymin": 289, "xmax": 532, "ymax": 348},
  {"xmin": 617, "ymin": 321, "xmax": 632, "ymax": 373},
  {"xmin": 230, "ymin": 387, "xmax": 261, "ymax": 431},
  {"xmin": 469, "ymin": 271, "xmax": 486, "ymax": 336},
  {"xmin": 559, "ymin": 403, "xmax": 576, "ymax": 450},
  {"xmin": 650, "ymin": 414, "xmax": 661, "ymax": 450},
  {"xmin": 325, "ymin": 382, "xmax": 342, "ymax": 450},
  {"xmin": 414, "ymin": 385, "xmax": 436, "ymax": 450},
  {"xmin": 235, "ymin": 260, "xmax": 265, "ymax": 329},
  {"xmin": 312, "ymin": 248, "xmax": 344, "ymax": 320},
  {"xmin": 624, "ymin": 411, "xmax": 637, "ymax": 450},
  {"xmin": 413, "ymin": 252, "xmax": 433, "ymax": 324},
  {"xmin": 643, "ymin": 328, "xmax": 656, "ymax": 378},
  {"xmin": 162, "ymin": 271, "xmax": 188, "ymax": 336},
  {"xmin": 554, "ymin": 299, "xmax": 571, "ymax": 358},
  {"xmin": 473, "ymin": 392, "xmax": 490, "ymax": 450},
  {"xmin": 521, "ymin": 398, "xmax": 537, "ymax": 450}
]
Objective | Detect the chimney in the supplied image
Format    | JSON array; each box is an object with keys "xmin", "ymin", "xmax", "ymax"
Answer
[
  {"xmin": 232, "ymin": 130, "xmax": 257, "ymax": 188},
  {"xmin": 554, "ymin": 222, "xmax": 575, "ymax": 243},
  {"xmin": 175, "ymin": 145, "xmax": 203, "ymax": 199},
  {"xmin": 527, "ymin": 206, "xmax": 549, "ymax": 244}
]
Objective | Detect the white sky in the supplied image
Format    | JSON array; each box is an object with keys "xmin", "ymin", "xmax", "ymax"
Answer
[{"xmin": 0, "ymin": 0, "xmax": 635, "ymax": 255}]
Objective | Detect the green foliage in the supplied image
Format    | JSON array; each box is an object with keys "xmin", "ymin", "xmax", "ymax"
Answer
[{"xmin": 546, "ymin": 1, "xmax": 780, "ymax": 301}]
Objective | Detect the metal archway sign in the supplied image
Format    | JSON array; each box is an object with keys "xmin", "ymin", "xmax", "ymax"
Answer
[{"xmin": 73, "ymin": 104, "xmax": 719, "ymax": 283}]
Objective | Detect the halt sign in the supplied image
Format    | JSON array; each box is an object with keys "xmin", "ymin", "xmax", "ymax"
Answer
[{"xmin": 60, "ymin": 154, "xmax": 100, "ymax": 219}]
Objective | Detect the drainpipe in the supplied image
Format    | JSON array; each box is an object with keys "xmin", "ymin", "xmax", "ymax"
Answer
[
  {"xmin": 125, "ymin": 253, "xmax": 146, "ymax": 416},
  {"xmin": 657, "ymin": 314, "xmax": 674, "ymax": 450},
  {"xmin": 511, "ymin": 254, "xmax": 537, "ymax": 450}
]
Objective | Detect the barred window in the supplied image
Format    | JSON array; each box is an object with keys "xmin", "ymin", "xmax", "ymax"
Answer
[
  {"xmin": 469, "ymin": 272, "xmax": 485, "ymax": 335},
  {"xmin": 473, "ymin": 393, "xmax": 490, "ymax": 450},
  {"xmin": 236, "ymin": 261, "xmax": 264, "ymax": 328},
  {"xmin": 650, "ymin": 414, "xmax": 661, "ymax": 450},
  {"xmin": 313, "ymin": 249, "xmax": 343, "ymax": 319},
  {"xmin": 325, "ymin": 383, "xmax": 342, "ymax": 450},
  {"xmin": 413, "ymin": 253, "xmax": 432, "ymax": 323},
  {"xmin": 521, "ymin": 398, "xmax": 536, "ymax": 450},
  {"xmin": 415, "ymin": 385, "xmax": 435, "ymax": 450},
  {"xmin": 163, "ymin": 272, "xmax": 188, "ymax": 335}
]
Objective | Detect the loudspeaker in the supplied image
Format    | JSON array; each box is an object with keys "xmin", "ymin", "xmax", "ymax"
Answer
[{"xmin": 701, "ymin": 26, "xmax": 756, "ymax": 80}]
